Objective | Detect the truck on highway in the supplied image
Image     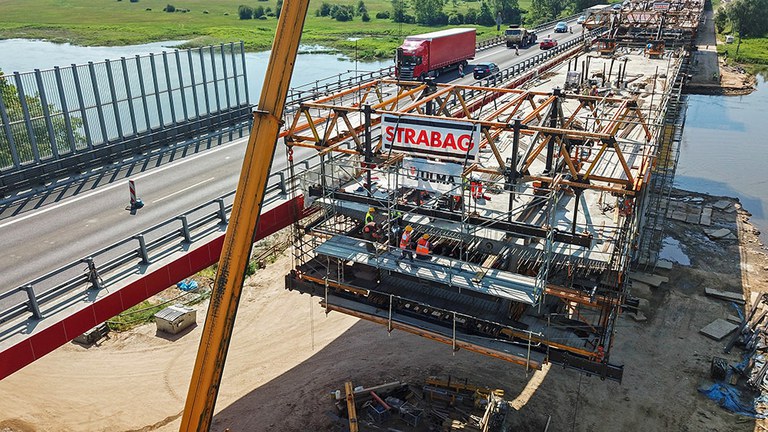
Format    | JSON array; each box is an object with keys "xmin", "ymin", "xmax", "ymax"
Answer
[
  {"xmin": 504, "ymin": 25, "xmax": 536, "ymax": 48},
  {"xmin": 395, "ymin": 28, "xmax": 476, "ymax": 81}
]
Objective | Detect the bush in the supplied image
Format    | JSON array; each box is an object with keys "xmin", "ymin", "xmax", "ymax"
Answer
[
  {"xmin": 357, "ymin": 0, "xmax": 367, "ymax": 14},
  {"xmin": 254, "ymin": 5, "xmax": 265, "ymax": 17},
  {"xmin": 238, "ymin": 5, "xmax": 253, "ymax": 19},
  {"xmin": 163, "ymin": 4, "xmax": 175, "ymax": 12},
  {"xmin": 130, "ymin": 0, "xmax": 139, "ymax": 2},
  {"xmin": 335, "ymin": 8, "xmax": 353, "ymax": 21},
  {"xmin": 448, "ymin": 13, "xmax": 462, "ymax": 25},
  {"xmin": 318, "ymin": 2, "xmax": 331, "ymax": 16},
  {"xmin": 362, "ymin": 11, "xmax": 370, "ymax": 21},
  {"xmin": 203, "ymin": 9, "xmax": 209, "ymax": 14},
  {"xmin": 375, "ymin": 10, "xmax": 390, "ymax": 19},
  {"xmin": 276, "ymin": 0, "xmax": 283, "ymax": 18},
  {"xmin": 464, "ymin": 8, "xmax": 477, "ymax": 24},
  {"xmin": 403, "ymin": 14, "xmax": 415, "ymax": 24}
]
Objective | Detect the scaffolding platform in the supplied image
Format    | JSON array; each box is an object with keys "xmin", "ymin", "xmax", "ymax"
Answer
[{"xmin": 315, "ymin": 235, "xmax": 537, "ymax": 304}]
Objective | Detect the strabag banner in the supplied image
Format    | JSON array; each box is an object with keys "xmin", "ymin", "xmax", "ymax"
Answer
[
  {"xmin": 399, "ymin": 157, "xmax": 463, "ymax": 193},
  {"xmin": 380, "ymin": 114, "xmax": 481, "ymax": 161}
]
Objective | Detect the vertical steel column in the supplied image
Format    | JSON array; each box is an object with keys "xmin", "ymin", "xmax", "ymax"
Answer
[
  {"xmin": 220, "ymin": 43, "xmax": 232, "ymax": 110},
  {"xmin": 209, "ymin": 46, "xmax": 222, "ymax": 113},
  {"xmin": 507, "ymin": 118, "xmax": 522, "ymax": 218},
  {"xmin": 364, "ymin": 104, "xmax": 373, "ymax": 197},
  {"xmin": 120, "ymin": 57, "xmax": 138, "ymax": 136},
  {"xmin": 572, "ymin": 188, "xmax": 582, "ymax": 234},
  {"xmin": 136, "ymin": 234, "xmax": 150, "ymax": 264},
  {"xmin": 174, "ymin": 50, "xmax": 189, "ymax": 122},
  {"xmin": 0, "ymin": 91, "xmax": 20, "ymax": 168},
  {"xmin": 240, "ymin": 41, "xmax": 249, "ymax": 104},
  {"xmin": 104, "ymin": 60, "xmax": 124, "ymax": 141},
  {"xmin": 187, "ymin": 49, "xmax": 200, "ymax": 119},
  {"xmin": 24, "ymin": 285, "xmax": 43, "ymax": 320},
  {"xmin": 230, "ymin": 42, "xmax": 241, "ymax": 107},
  {"xmin": 87, "ymin": 62, "xmax": 109, "ymax": 144},
  {"xmin": 545, "ymin": 88, "xmax": 561, "ymax": 174},
  {"xmin": 53, "ymin": 66, "xmax": 77, "ymax": 154},
  {"xmin": 71, "ymin": 64, "xmax": 94, "ymax": 149},
  {"xmin": 149, "ymin": 53, "xmax": 165, "ymax": 128},
  {"xmin": 162, "ymin": 51, "xmax": 177, "ymax": 124},
  {"xmin": 135, "ymin": 55, "xmax": 152, "ymax": 132},
  {"xmin": 198, "ymin": 47, "xmax": 211, "ymax": 115},
  {"xmin": 34, "ymin": 69, "xmax": 59, "ymax": 159},
  {"xmin": 13, "ymin": 72, "xmax": 40, "ymax": 163}
]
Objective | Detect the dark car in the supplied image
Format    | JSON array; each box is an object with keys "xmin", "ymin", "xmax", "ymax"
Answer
[
  {"xmin": 539, "ymin": 38, "xmax": 558, "ymax": 49},
  {"xmin": 473, "ymin": 62, "xmax": 499, "ymax": 79},
  {"xmin": 554, "ymin": 22, "xmax": 569, "ymax": 33}
]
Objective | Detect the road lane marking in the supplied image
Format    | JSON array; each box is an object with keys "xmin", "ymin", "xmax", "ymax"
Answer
[
  {"xmin": 152, "ymin": 177, "xmax": 215, "ymax": 204},
  {"xmin": 0, "ymin": 137, "xmax": 246, "ymax": 230}
]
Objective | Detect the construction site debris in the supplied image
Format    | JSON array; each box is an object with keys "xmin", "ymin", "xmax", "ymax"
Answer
[
  {"xmin": 705, "ymin": 288, "xmax": 745, "ymax": 304},
  {"xmin": 700, "ymin": 318, "xmax": 739, "ymax": 341},
  {"xmin": 705, "ymin": 228, "xmax": 737, "ymax": 240},
  {"xmin": 330, "ymin": 377, "xmax": 518, "ymax": 432},
  {"xmin": 713, "ymin": 200, "xmax": 732, "ymax": 211},
  {"xmin": 629, "ymin": 272, "xmax": 669, "ymax": 288}
]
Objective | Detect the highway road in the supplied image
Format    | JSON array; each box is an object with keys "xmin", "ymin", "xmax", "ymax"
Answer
[{"xmin": 0, "ymin": 21, "xmax": 585, "ymax": 299}]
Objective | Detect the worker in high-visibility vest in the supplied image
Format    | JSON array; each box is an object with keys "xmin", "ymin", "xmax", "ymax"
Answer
[
  {"xmin": 365, "ymin": 207, "xmax": 375, "ymax": 224},
  {"xmin": 399, "ymin": 225, "xmax": 414, "ymax": 261},
  {"xmin": 415, "ymin": 234, "xmax": 432, "ymax": 260}
]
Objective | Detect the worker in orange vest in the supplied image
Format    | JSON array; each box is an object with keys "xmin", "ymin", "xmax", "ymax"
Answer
[
  {"xmin": 415, "ymin": 234, "xmax": 432, "ymax": 260},
  {"xmin": 399, "ymin": 225, "xmax": 414, "ymax": 261}
]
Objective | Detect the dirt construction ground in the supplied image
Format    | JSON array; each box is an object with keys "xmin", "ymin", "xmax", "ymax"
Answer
[{"xmin": 1, "ymin": 189, "xmax": 768, "ymax": 432}]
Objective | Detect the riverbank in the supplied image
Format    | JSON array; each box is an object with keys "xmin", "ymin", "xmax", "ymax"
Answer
[
  {"xmin": 0, "ymin": 0, "xmax": 507, "ymax": 59},
  {"xmin": 0, "ymin": 189, "xmax": 766, "ymax": 432},
  {"xmin": 686, "ymin": 7, "xmax": 756, "ymax": 95}
]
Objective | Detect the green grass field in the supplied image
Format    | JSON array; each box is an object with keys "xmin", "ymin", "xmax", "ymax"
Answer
[{"xmin": 0, "ymin": 0, "xmax": 534, "ymax": 58}]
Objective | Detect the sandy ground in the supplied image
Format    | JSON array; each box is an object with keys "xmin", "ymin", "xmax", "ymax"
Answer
[{"xmin": 1, "ymin": 189, "xmax": 767, "ymax": 432}]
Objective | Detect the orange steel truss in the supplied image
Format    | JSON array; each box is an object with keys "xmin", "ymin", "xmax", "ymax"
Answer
[{"xmin": 284, "ymin": 79, "xmax": 657, "ymax": 196}]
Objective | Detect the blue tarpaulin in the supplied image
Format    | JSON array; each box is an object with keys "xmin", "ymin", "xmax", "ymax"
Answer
[
  {"xmin": 699, "ymin": 383, "xmax": 766, "ymax": 418},
  {"xmin": 176, "ymin": 279, "xmax": 199, "ymax": 292}
]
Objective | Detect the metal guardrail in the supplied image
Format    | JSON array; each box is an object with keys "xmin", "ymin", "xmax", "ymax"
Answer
[
  {"xmin": 0, "ymin": 152, "xmax": 330, "ymax": 328},
  {"xmin": 0, "ymin": 29, "xmax": 599, "ymax": 329},
  {"xmin": 472, "ymin": 29, "xmax": 602, "ymax": 88}
]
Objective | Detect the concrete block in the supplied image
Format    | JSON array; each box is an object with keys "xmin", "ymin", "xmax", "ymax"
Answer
[
  {"xmin": 700, "ymin": 318, "xmax": 738, "ymax": 341},
  {"xmin": 700, "ymin": 206, "xmax": 713, "ymax": 226}
]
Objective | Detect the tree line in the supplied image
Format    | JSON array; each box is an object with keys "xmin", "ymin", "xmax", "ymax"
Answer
[{"xmin": 714, "ymin": 0, "xmax": 768, "ymax": 37}]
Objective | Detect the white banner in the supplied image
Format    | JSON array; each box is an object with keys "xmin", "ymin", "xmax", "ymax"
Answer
[
  {"xmin": 380, "ymin": 114, "xmax": 481, "ymax": 161},
  {"xmin": 399, "ymin": 157, "xmax": 463, "ymax": 193}
]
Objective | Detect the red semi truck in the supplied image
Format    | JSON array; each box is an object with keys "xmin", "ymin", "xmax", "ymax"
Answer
[{"xmin": 395, "ymin": 28, "xmax": 476, "ymax": 81}]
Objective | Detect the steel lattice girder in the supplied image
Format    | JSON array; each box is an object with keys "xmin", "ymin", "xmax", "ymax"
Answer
[{"xmin": 284, "ymin": 80, "xmax": 657, "ymax": 195}]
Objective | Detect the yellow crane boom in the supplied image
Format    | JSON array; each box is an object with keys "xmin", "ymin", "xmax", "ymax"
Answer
[{"xmin": 179, "ymin": 0, "xmax": 311, "ymax": 430}]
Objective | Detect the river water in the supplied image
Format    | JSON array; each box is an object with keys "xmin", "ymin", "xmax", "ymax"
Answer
[
  {"xmin": 0, "ymin": 39, "xmax": 390, "ymax": 104},
  {"xmin": 676, "ymin": 74, "xmax": 768, "ymax": 244}
]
